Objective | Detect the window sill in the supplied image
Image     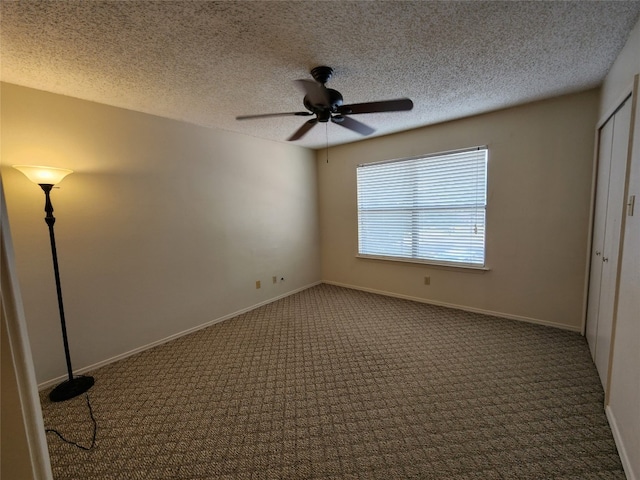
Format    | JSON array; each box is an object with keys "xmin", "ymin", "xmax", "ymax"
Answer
[{"xmin": 356, "ymin": 254, "xmax": 491, "ymax": 272}]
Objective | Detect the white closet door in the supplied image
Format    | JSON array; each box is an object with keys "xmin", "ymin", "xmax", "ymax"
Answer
[
  {"xmin": 586, "ymin": 117, "xmax": 614, "ymax": 358},
  {"xmin": 594, "ymin": 97, "xmax": 632, "ymax": 387}
]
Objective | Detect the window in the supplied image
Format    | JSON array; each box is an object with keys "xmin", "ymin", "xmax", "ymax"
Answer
[{"xmin": 357, "ymin": 146, "xmax": 487, "ymax": 268}]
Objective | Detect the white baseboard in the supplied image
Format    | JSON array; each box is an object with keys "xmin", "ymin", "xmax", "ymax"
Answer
[
  {"xmin": 322, "ymin": 281, "xmax": 581, "ymax": 332},
  {"xmin": 606, "ymin": 406, "xmax": 637, "ymax": 480},
  {"xmin": 38, "ymin": 281, "xmax": 322, "ymax": 390},
  {"xmin": 40, "ymin": 279, "xmax": 578, "ymax": 389}
]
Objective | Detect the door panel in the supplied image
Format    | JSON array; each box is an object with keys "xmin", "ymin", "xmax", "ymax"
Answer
[
  {"xmin": 586, "ymin": 117, "xmax": 614, "ymax": 357},
  {"xmin": 594, "ymin": 97, "xmax": 632, "ymax": 387}
]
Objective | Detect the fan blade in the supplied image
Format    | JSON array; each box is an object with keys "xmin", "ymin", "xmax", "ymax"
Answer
[
  {"xmin": 332, "ymin": 116, "xmax": 375, "ymax": 136},
  {"xmin": 337, "ymin": 98, "xmax": 413, "ymax": 115},
  {"xmin": 236, "ymin": 111, "xmax": 312, "ymax": 120},
  {"xmin": 294, "ymin": 79, "xmax": 330, "ymax": 107},
  {"xmin": 288, "ymin": 118, "xmax": 318, "ymax": 141}
]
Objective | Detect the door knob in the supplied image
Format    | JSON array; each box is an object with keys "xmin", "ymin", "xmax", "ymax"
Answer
[
  {"xmin": 603, "ymin": 257, "xmax": 609, "ymax": 262},
  {"xmin": 595, "ymin": 251, "xmax": 601, "ymax": 256}
]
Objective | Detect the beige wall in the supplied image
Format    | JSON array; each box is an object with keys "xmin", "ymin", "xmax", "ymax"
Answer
[
  {"xmin": 600, "ymin": 16, "xmax": 640, "ymax": 116},
  {"xmin": 318, "ymin": 90, "xmax": 599, "ymax": 330},
  {"xmin": 598, "ymin": 14, "xmax": 640, "ymax": 480},
  {"xmin": 1, "ymin": 83, "xmax": 321, "ymax": 385}
]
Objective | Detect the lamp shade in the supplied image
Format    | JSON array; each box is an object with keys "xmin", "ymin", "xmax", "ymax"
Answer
[{"xmin": 13, "ymin": 165, "xmax": 73, "ymax": 185}]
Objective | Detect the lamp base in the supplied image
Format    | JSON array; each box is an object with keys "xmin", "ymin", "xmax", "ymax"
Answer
[{"xmin": 49, "ymin": 376, "xmax": 94, "ymax": 402}]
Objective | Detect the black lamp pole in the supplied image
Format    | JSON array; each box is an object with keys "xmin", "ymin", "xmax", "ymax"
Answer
[{"xmin": 40, "ymin": 183, "xmax": 94, "ymax": 402}]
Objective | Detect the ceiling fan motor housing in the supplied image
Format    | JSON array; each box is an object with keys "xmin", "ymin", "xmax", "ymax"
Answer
[
  {"xmin": 303, "ymin": 88, "xmax": 344, "ymax": 122},
  {"xmin": 326, "ymin": 89, "xmax": 344, "ymax": 110}
]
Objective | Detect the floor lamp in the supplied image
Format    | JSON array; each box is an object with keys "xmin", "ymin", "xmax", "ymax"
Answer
[{"xmin": 13, "ymin": 165, "xmax": 94, "ymax": 402}]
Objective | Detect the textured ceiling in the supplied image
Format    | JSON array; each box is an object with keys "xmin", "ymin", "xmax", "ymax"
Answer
[{"xmin": 2, "ymin": 1, "xmax": 640, "ymax": 149}]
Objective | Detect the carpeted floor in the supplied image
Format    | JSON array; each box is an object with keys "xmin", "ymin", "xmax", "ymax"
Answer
[{"xmin": 40, "ymin": 284, "xmax": 624, "ymax": 479}]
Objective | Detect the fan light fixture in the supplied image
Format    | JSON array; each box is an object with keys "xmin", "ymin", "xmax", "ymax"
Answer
[{"xmin": 13, "ymin": 164, "xmax": 95, "ymax": 402}]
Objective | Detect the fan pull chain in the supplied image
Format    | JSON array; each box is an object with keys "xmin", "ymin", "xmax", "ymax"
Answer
[{"xmin": 326, "ymin": 122, "xmax": 330, "ymax": 163}]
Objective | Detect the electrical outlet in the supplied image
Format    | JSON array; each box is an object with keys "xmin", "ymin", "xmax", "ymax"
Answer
[
  {"xmin": 255, "ymin": 280, "xmax": 261, "ymax": 289},
  {"xmin": 424, "ymin": 276, "xmax": 431, "ymax": 286},
  {"xmin": 272, "ymin": 276, "xmax": 277, "ymax": 284}
]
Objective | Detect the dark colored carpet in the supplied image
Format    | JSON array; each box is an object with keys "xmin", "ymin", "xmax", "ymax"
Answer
[{"xmin": 41, "ymin": 284, "xmax": 623, "ymax": 479}]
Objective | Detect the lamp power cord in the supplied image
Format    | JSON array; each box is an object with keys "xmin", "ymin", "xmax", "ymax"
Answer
[{"xmin": 45, "ymin": 393, "xmax": 97, "ymax": 451}]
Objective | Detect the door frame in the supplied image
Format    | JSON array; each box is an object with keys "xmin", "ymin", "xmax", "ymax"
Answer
[
  {"xmin": 581, "ymin": 82, "xmax": 636, "ymax": 337},
  {"xmin": 1, "ymin": 177, "xmax": 53, "ymax": 479}
]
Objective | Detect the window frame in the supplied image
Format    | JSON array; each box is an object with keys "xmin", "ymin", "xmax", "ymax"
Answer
[{"xmin": 356, "ymin": 146, "xmax": 489, "ymax": 270}]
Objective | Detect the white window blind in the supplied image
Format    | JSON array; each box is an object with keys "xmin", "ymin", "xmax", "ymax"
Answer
[{"xmin": 357, "ymin": 147, "xmax": 487, "ymax": 267}]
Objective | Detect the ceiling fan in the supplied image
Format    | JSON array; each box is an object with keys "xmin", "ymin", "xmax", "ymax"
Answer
[{"xmin": 236, "ymin": 66, "xmax": 414, "ymax": 141}]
